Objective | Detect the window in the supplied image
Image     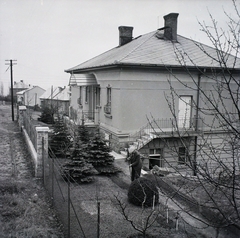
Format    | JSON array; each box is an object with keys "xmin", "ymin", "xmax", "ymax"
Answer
[
  {"xmin": 107, "ymin": 87, "xmax": 111, "ymax": 105},
  {"xmin": 149, "ymin": 148, "xmax": 163, "ymax": 168},
  {"xmin": 178, "ymin": 147, "xmax": 188, "ymax": 165},
  {"xmin": 104, "ymin": 86, "xmax": 112, "ymax": 115}
]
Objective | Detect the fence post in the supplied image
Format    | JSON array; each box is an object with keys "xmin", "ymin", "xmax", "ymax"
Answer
[
  {"xmin": 42, "ymin": 137, "xmax": 45, "ymax": 185},
  {"xmin": 68, "ymin": 174, "xmax": 71, "ymax": 238},
  {"xmin": 97, "ymin": 202, "xmax": 100, "ymax": 238},
  {"xmin": 35, "ymin": 127, "xmax": 49, "ymax": 178},
  {"xmin": 18, "ymin": 106, "xmax": 27, "ymax": 128}
]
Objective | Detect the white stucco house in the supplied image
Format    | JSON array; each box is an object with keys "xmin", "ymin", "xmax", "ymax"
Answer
[
  {"xmin": 17, "ymin": 86, "xmax": 45, "ymax": 107},
  {"xmin": 64, "ymin": 13, "xmax": 240, "ymax": 173}
]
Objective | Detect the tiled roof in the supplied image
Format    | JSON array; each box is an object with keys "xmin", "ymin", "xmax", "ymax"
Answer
[{"xmin": 66, "ymin": 30, "xmax": 240, "ymax": 72}]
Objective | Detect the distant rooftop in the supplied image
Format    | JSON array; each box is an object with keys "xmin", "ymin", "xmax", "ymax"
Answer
[{"xmin": 13, "ymin": 80, "xmax": 30, "ymax": 89}]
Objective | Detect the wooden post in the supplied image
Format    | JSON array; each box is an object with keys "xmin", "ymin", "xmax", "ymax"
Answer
[
  {"xmin": 97, "ymin": 202, "xmax": 100, "ymax": 238},
  {"xmin": 68, "ymin": 173, "xmax": 71, "ymax": 238}
]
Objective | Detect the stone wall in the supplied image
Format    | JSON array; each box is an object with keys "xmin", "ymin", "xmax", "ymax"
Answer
[{"xmin": 18, "ymin": 106, "xmax": 49, "ymax": 178}]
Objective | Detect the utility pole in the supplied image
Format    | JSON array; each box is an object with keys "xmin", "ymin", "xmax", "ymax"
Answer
[{"xmin": 5, "ymin": 59, "xmax": 17, "ymax": 121}]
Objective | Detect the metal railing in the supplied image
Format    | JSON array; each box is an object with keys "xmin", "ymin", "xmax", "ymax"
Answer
[
  {"xmin": 129, "ymin": 117, "xmax": 203, "ymax": 142},
  {"xmin": 69, "ymin": 107, "xmax": 99, "ymax": 125}
]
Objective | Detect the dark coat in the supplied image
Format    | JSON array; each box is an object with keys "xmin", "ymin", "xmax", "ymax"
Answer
[{"xmin": 129, "ymin": 150, "xmax": 142, "ymax": 181}]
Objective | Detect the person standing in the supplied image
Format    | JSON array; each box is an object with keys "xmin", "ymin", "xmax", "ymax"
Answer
[{"xmin": 128, "ymin": 150, "xmax": 142, "ymax": 181}]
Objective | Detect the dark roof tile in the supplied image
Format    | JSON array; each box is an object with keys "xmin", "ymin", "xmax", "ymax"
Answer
[{"xmin": 66, "ymin": 30, "xmax": 240, "ymax": 72}]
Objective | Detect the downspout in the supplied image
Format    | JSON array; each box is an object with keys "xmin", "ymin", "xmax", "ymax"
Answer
[{"xmin": 193, "ymin": 73, "xmax": 201, "ymax": 176}]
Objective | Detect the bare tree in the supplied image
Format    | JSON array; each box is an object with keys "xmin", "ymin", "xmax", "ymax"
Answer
[
  {"xmin": 146, "ymin": 0, "xmax": 240, "ymax": 234},
  {"xmin": 114, "ymin": 193, "xmax": 158, "ymax": 238},
  {"xmin": 0, "ymin": 82, "xmax": 4, "ymax": 97}
]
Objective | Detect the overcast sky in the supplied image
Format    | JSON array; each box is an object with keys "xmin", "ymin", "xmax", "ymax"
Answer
[{"xmin": 0, "ymin": 0, "xmax": 237, "ymax": 95}]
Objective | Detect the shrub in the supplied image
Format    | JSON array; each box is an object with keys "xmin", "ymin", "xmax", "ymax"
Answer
[
  {"xmin": 128, "ymin": 177, "xmax": 159, "ymax": 207},
  {"xmin": 38, "ymin": 106, "xmax": 55, "ymax": 124}
]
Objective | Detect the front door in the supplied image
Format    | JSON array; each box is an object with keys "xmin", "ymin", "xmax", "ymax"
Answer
[{"xmin": 88, "ymin": 86, "xmax": 96, "ymax": 120}]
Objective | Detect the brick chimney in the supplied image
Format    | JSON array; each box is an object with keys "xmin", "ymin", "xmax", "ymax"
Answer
[
  {"xmin": 163, "ymin": 13, "xmax": 179, "ymax": 42},
  {"xmin": 118, "ymin": 26, "xmax": 133, "ymax": 46}
]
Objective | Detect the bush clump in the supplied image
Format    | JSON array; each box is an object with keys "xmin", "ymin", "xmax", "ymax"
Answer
[{"xmin": 128, "ymin": 177, "xmax": 159, "ymax": 207}]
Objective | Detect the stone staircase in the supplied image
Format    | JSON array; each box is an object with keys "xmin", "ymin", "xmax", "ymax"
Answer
[
  {"xmin": 120, "ymin": 129, "xmax": 158, "ymax": 157},
  {"xmin": 120, "ymin": 116, "xmax": 201, "ymax": 158}
]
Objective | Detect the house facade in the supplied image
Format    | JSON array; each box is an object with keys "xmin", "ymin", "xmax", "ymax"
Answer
[
  {"xmin": 40, "ymin": 86, "xmax": 70, "ymax": 116},
  {"xmin": 10, "ymin": 80, "xmax": 29, "ymax": 103},
  {"xmin": 65, "ymin": 13, "xmax": 240, "ymax": 173},
  {"xmin": 17, "ymin": 86, "xmax": 45, "ymax": 107}
]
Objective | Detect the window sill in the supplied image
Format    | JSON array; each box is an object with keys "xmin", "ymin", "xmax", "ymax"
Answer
[
  {"xmin": 104, "ymin": 113, "xmax": 112, "ymax": 119},
  {"xmin": 177, "ymin": 163, "xmax": 188, "ymax": 167}
]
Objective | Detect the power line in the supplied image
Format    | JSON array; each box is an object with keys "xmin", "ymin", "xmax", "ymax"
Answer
[{"xmin": 5, "ymin": 59, "xmax": 17, "ymax": 121}]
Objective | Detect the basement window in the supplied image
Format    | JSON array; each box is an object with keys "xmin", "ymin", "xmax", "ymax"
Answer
[
  {"xmin": 149, "ymin": 148, "xmax": 163, "ymax": 169},
  {"xmin": 178, "ymin": 147, "xmax": 188, "ymax": 165}
]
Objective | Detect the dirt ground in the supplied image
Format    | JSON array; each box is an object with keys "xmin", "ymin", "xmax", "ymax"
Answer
[{"xmin": 0, "ymin": 104, "xmax": 64, "ymax": 237}]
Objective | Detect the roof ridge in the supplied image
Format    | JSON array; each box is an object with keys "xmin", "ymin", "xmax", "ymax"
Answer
[{"xmin": 117, "ymin": 31, "xmax": 157, "ymax": 63}]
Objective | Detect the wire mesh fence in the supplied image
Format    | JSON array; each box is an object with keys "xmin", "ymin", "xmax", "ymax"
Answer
[
  {"xmin": 43, "ymin": 144, "xmax": 132, "ymax": 238},
  {"xmin": 42, "ymin": 136, "xmax": 207, "ymax": 238},
  {"xmin": 44, "ymin": 147, "xmax": 93, "ymax": 238}
]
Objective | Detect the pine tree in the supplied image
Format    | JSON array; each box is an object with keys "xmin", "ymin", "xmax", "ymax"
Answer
[
  {"xmin": 38, "ymin": 106, "xmax": 55, "ymax": 124},
  {"xmin": 62, "ymin": 126, "xmax": 120, "ymax": 181},
  {"xmin": 61, "ymin": 124, "xmax": 97, "ymax": 183},
  {"xmin": 85, "ymin": 133, "xmax": 120, "ymax": 175},
  {"xmin": 70, "ymin": 124, "xmax": 91, "ymax": 159},
  {"xmin": 49, "ymin": 116, "xmax": 72, "ymax": 157},
  {"xmin": 61, "ymin": 158, "xmax": 98, "ymax": 183},
  {"xmin": 86, "ymin": 133, "xmax": 114, "ymax": 166}
]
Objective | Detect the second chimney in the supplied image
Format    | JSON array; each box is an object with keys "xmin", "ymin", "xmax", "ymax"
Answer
[
  {"xmin": 118, "ymin": 26, "xmax": 133, "ymax": 46},
  {"xmin": 163, "ymin": 13, "xmax": 179, "ymax": 42}
]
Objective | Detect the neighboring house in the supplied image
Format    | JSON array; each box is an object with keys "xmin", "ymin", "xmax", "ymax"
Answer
[
  {"xmin": 40, "ymin": 86, "xmax": 70, "ymax": 116},
  {"xmin": 16, "ymin": 86, "xmax": 45, "ymax": 107},
  {"xmin": 65, "ymin": 13, "xmax": 240, "ymax": 171},
  {"xmin": 10, "ymin": 80, "xmax": 30, "ymax": 103}
]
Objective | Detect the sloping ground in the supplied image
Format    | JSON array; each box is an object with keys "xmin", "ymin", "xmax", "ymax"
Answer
[
  {"xmin": 159, "ymin": 175, "xmax": 240, "ymax": 237},
  {"xmin": 0, "ymin": 105, "xmax": 64, "ymax": 237}
]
